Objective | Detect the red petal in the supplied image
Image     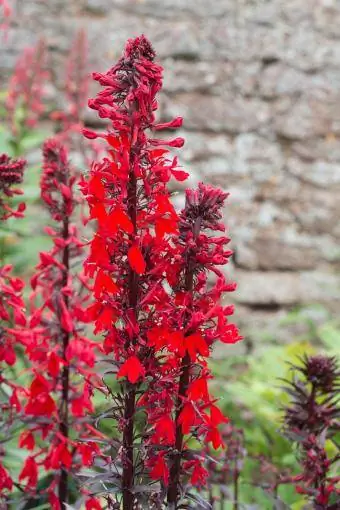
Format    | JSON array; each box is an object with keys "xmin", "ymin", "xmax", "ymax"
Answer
[
  {"xmin": 86, "ymin": 498, "xmax": 102, "ymax": 510},
  {"xmin": 149, "ymin": 148, "xmax": 168, "ymax": 159},
  {"xmin": 171, "ymin": 169, "xmax": 189, "ymax": 181},
  {"xmin": 128, "ymin": 245, "xmax": 146, "ymax": 274},
  {"xmin": 149, "ymin": 455, "xmax": 169, "ymax": 484},
  {"xmin": 117, "ymin": 356, "xmax": 145, "ymax": 384},
  {"xmin": 155, "ymin": 218, "xmax": 178, "ymax": 239},
  {"xmin": 94, "ymin": 270, "xmax": 119, "ymax": 298},
  {"xmin": 88, "ymin": 174, "xmax": 105, "ymax": 200},
  {"xmin": 108, "ymin": 207, "xmax": 133, "ymax": 234}
]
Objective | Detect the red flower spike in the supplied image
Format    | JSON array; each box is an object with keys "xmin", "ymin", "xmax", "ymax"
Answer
[
  {"xmin": 82, "ymin": 35, "xmax": 192, "ymax": 504},
  {"xmin": 0, "ymin": 464, "xmax": 13, "ymax": 492},
  {"xmin": 167, "ymin": 183, "xmax": 240, "ymax": 505},
  {"xmin": 178, "ymin": 403, "xmax": 197, "ymax": 435},
  {"xmin": 191, "ymin": 461, "xmax": 208, "ymax": 486},
  {"xmin": 0, "ymin": 178, "xmax": 27, "ymax": 499},
  {"xmin": 19, "ymin": 139, "xmax": 100, "ymax": 505},
  {"xmin": 82, "ymin": 35, "xmax": 240, "ymax": 508}
]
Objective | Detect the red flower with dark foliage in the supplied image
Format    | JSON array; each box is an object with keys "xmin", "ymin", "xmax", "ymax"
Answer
[
  {"xmin": 82, "ymin": 34, "xmax": 190, "ymax": 510},
  {"xmin": 83, "ymin": 35, "xmax": 240, "ymax": 510}
]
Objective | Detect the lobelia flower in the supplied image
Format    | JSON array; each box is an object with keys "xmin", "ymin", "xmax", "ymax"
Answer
[
  {"xmin": 0, "ymin": 155, "xmax": 26, "ymax": 504},
  {"xmin": 19, "ymin": 139, "xmax": 100, "ymax": 509},
  {"xmin": 82, "ymin": 35, "xmax": 188, "ymax": 509},
  {"xmin": 0, "ymin": 265, "xmax": 27, "ymax": 503},
  {"xmin": 161, "ymin": 183, "xmax": 242, "ymax": 507}
]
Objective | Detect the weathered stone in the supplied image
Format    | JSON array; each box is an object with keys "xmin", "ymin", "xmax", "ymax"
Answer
[
  {"xmin": 101, "ymin": 0, "xmax": 231, "ymax": 19},
  {"xmin": 163, "ymin": 93, "xmax": 271, "ymax": 133},
  {"xmin": 259, "ymin": 64, "xmax": 315, "ymax": 98},
  {"xmin": 162, "ymin": 60, "xmax": 233, "ymax": 94},
  {"xmin": 201, "ymin": 19, "xmax": 284, "ymax": 62},
  {"xmin": 235, "ymin": 270, "xmax": 340, "ymax": 307},
  {"xmin": 292, "ymin": 136, "xmax": 340, "ymax": 162},
  {"xmin": 274, "ymin": 96, "xmax": 331, "ymax": 140},
  {"xmin": 170, "ymin": 131, "xmax": 233, "ymax": 165},
  {"xmin": 237, "ymin": 236, "xmax": 320, "ymax": 271},
  {"xmin": 314, "ymin": 3, "xmax": 340, "ymax": 38},
  {"xmin": 3, "ymin": 0, "xmax": 340, "ymax": 339},
  {"xmin": 287, "ymin": 157, "xmax": 340, "ymax": 187},
  {"xmin": 83, "ymin": 0, "xmax": 110, "ymax": 15},
  {"xmin": 232, "ymin": 134, "xmax": 283, "ymax": 180},
  {"xmin": 282, "ymin": 185, "xmax": 340, "ymax": 238}
]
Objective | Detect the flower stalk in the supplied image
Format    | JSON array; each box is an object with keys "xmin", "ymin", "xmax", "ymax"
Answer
[
  {"xmin": 83, "ymin": 34, "xmax": 188, "ymax": 509},
  {"xmin": 166, "ymin": 184, "xmax": 241, "ymax": 508},
  {"xmin": 19, "ymin": 140, "xmax": 99, "ymax": 509}
]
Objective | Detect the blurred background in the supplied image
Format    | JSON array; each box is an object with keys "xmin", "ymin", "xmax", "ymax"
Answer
[
  {"xmin": 2, "ymin": 0, "xmax": 340, "ymax": 344},
  {"xmin": 1, "ymin": 1, "xmax": 339, "ymax": 508}
]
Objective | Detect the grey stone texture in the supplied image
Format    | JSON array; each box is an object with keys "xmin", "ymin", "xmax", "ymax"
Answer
[{"xmin": 1, "ymin": 0, "xmax": 340, "ymax": 342}]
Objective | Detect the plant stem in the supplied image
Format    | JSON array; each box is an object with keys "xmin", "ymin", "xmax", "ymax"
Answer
[
  {"xmin": 122, "ymin": 166, "xmax": 138, "ymax": 510},
  {"xmin": 167, "ymin": 217, "xmax": 201, "ymax": 508},
  {"xmin": 233, "ymin": 460, "xmax": 239, "ymax": 510},
  {"xmin": 58, "ymin": 215, "xmax": 70, "ymax": 509},
  {"xmin": 167, "ymin": 351, "xmax": 191, "ymax": 507}
]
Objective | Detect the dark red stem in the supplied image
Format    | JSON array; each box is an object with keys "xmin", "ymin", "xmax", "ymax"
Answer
[
  {"xmin": 122, "ymin": 164, "xmax": 138, "ymax": 510},
  {"xmin": 58, "ymin": 215, "xmax": 70, "ymax": 509}
]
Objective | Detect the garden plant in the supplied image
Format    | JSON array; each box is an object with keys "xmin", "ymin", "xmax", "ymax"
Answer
[{"xmin": 0, "ymin": 25, "xmax": 339, "ymax": 510}]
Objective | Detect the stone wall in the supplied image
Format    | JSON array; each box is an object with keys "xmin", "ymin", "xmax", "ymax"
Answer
[{"xmin": 2, "ymin": 0, "xmax": 340, "ymax": 346}]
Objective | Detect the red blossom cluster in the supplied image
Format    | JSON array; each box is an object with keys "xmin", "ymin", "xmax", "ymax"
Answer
[
  {"xmin": 0, "ymin": 153, "xmax": 26, "ymax": 219},
  {"xmin": 0, "ymin": 263, "xmax": 27, "ymax": 499},
  {"xmin": 0, "ymin": 32, "xmax": 243, "ymax": 510},
  {"xmin": 163, "ymin": 183, "xmax": 241, "ymax": 505},
  {"xmin": 15, "ymin": 140, "xmax": 100, "ymax": 509},
  {"xmin": 0, "ymin": 155, "xmax": 26, "ymax": 503},
  {"xmin": 83, "ymin": 34, "xmax": 241, "ymax": 509}
]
